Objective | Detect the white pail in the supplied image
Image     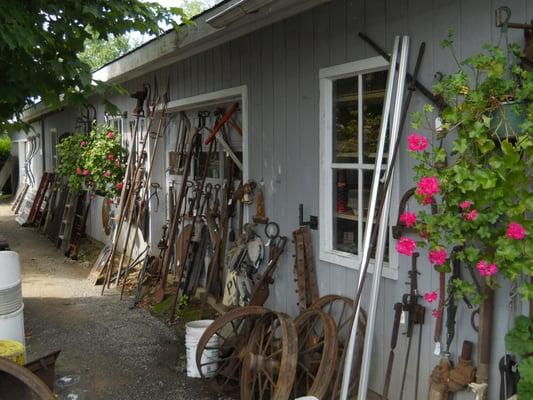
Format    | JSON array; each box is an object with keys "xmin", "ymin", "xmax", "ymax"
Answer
[
  {"xmin": 0, "ymin": 251, "xmax": 21, "ymax": 288},
  {"xmin": 185, "ymin": 320, "xmax": 218, "ymax": 378},
  {"xmin": 0, "ymin": 304, "xmax": 25, "ymax": 346}
]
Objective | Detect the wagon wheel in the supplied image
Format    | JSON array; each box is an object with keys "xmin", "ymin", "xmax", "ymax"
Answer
[
  {"xmin": 0, "ymin": 357, "xmax": 55, "ymax": 399},
  {"xmin": 310, "ymin": 295, "xmax": 367, "ymax": 399},
  {"xmin": 240, "ymin": 312, "xmax": 298, "ymax": 400},
  {"xmin": 195, "ymin": 306, "xmax": 270, "ymax": 393},
  {"xmin": 293, "ymin": 309, "xmax": 338, "ymax": 399}
]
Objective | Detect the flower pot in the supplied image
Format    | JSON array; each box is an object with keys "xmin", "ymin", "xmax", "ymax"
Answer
[{"xmin": 490, "ymin": 101, "xmax": 526, "ymax": 139}]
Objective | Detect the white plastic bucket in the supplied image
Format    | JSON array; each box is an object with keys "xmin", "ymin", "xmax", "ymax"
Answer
[
  {"xmin": 0, "ymin": 281, "xmax": 22, "ymax": 315},
  {"xmin": 185, "ymin": 320, "xmax": 218, "ymax": 378},
  {"xmin": 0, "ymin": 304, "xmax": 25, "ymax": 346},
  {"xmin": 0, "ymin": 251, "xmax": 21, "ymax": 289}
]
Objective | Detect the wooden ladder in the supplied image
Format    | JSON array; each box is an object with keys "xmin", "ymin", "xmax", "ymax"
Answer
[
  {"xmin": 27, "ymin": 173, "xmax": 54, "ymax": 225},
  {"xmin": 56, "ymin": 192, "xmax": 79, "ymax": 251},
  {"xmin": 65, "ymin": 195, "xmax": 91, "ymax": 259}
]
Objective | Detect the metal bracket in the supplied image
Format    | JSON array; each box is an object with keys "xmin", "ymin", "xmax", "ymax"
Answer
[
  {"xmin": 495, "ymin": 6, "xmax": 533, "ymax": 31},
  {"xmin": 298, "ymin": 204, "xmax": 318, "ymax": 230}
]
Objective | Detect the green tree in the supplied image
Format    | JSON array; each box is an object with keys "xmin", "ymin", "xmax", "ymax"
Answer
[
  {"xmin": 0, "ymin": 1, "xmax": 187, "ymax": 133},
  {"xmin": 181, "ymin": 0, "xmax": 223, "ymax": 17},
  {"xmin": 79, "ymin": 33, "xmax": 140, "ymax": 71}
]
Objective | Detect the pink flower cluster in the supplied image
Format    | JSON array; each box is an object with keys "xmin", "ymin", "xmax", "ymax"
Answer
[
  {"xmin": 429, "ymin": 248, "xmax": 447, "ymax": 266},
  {"xmin": 416, "ymin": 176, "xmax": 439, "ymax": 204},
  {"xmin": 79, "ymin": 140, "xmax": 87, "ymax": 147},
  {"xmin": 424, "ymin": 291, "xmax": 438, "ymax": 303},
  {"xmin": 432, "ymin": 309, "xmax": 441, "ymax": 318},
  {"xmin": 407, "ymin": 133, "xmax": 429, "ymax": 152},
  {"xmin": 107, "ymin": 131, "xmax": 115, "ymax": 139},
  {"xmin": 395, "ymin": 237, "xmax": 417, "ymax": 256},
  {"xmin": 507, "ymin": 222, "xmax": 526, "ymax": 240},
  {"xmin": 459, "ymin": 200, "xmax": 478, "ymax": 221},
  {"xmin": 104, "ymin": 170, "xmax": 111, "ymax": 178},
  {"xmin": 399, "ymin": 211, "xmax": 417, "ymax": 228},
  {"xmin": 107, "ymin": 154, "xmax": 114, "ymax": 161},
  {"xmin": 476, "ymin": 260, "xmax": 498, "ymax": 277}
]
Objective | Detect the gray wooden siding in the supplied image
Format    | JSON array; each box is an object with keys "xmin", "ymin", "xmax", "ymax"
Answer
[{"xmin": 22, "ymin": 1, "xmax": 532, "ymax": 398}]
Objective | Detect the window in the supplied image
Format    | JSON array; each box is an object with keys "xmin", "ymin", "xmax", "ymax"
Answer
[{"xmin": 319, "ymin": 57, "xmax": 399, "ymax": 279}]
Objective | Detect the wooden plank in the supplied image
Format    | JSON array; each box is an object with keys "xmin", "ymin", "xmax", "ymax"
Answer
[
  {"xmin": 329, "ymin": 0, "xmax": 347, "ymax": 65},
  {"xmin": 261, "ymin": 24, "xmax": 274, "ymax": 217}
]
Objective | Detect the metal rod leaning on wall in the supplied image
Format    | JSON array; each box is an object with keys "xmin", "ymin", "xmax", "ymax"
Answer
[
  {"xmin": 102, "ymin": 88, "xmax": 155, "ymax": 292},
  {"xmin": 334, "ymin": 35, "xmax": 401, "ymax": 399},
  {"xmin": 339, "ymin": 37, "xmax": 427, "ymax": 400},
  {"xmin": 356, "ymin": 36, "xmax": 412, "ymax": 400},
  {"xmin": 100, "ymin": 106, "xmax": 143, "ymax": 293},
  {"xmin": 120, "ymin": 98, "xmax": 170, "ymax": 299},
  {"xmin": 113, "ymin": 93, "xmax": 162, "ymax": 287}
]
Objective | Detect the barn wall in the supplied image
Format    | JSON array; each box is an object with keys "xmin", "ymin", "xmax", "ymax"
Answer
[{"xmin": 21, "ymin": 0, "xmax": 532, "ymax": 398}]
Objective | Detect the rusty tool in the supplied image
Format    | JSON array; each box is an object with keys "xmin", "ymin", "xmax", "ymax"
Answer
[
  {"xmin": 399, "ymin": 253, "xmax": 425, "ymax": 400},
  {"xmin": 293, "ymin": 226, "xmax": 320, "ymax": 311},
  {"xmin": 448, "ymin": 341, "xmax": 476, "ymax": 392},
  {"xmin": 382, "ymin": 302, "xmax": 403, "ymax": 399},
  {"xmin": 154, "ymin": 127, "xmax": 198, "ymax": 303},
  {"xmin": 0, "ymin": 357, "xmax": 55, "ymax": 399},
  {"xmin": 252, "ymin": 184, "xmax": 268, "ymax": 224},
  {"xmin": 249, "ymin": 235, "xmax": 287, "ymax": 306}
]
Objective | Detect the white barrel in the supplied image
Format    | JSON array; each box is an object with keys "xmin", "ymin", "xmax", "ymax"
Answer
[
  {"xmin": 0, "ymin": 251, "xmax": 21, "ymax": 288},
  {"xmin": 185, "ymin": 320, "xmax": 218, "ymax": 378},
  {"xmin": 0, "ymin": 252, "xmax": 23, "ymax": 316},
  {"xmin": 0, "ymin": 304, "xmax": 25, "ymax": 346}
]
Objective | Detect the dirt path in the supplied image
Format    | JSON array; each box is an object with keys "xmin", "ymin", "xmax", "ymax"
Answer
[{"xmin": 0, "ymin": 202, "xmax": 222, "ymax": 400}]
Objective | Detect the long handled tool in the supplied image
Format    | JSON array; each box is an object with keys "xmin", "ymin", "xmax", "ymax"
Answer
[
  {"xmin": 339, "ymin": 37, "xmax": 427, "ymax": 400},
  {"xmin": 120, "ymin": 97, "xmax": 170, "ymax": 298},
  {"xmin": 154, "ymin": 127, "xmax": 199, "ymax": 303},
  {"xmin": 381, "ymin": 301, "xmax": 402, "ymax": 399},
  {"xmin": 100, "ymin": 84, "xmax": 149, "ymax": 292}
]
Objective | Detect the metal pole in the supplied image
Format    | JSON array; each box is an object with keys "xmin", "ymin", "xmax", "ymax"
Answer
[
  {"xmin": 356, "ymin": 36, "xmax": 410, "ymax": 400},
  {"xmin": 339, "ymin": 36, "xmax": 401, "ymax": 400}
]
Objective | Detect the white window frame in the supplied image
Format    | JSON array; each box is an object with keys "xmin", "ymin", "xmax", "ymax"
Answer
[{"xmin": 319, "ymin": 56, "xmax": 399, "ymax": 280}]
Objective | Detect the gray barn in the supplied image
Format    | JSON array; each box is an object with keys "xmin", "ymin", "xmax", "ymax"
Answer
[{"xmin": 10, "ymin": 0, "xmax": 532, "ymax": 399}]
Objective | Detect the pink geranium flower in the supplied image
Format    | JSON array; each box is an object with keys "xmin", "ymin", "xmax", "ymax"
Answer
[
  {"xmin": 103, "ymin": 170, "xmax": 111, "ymax": 178},
  {"xmin": 507, "ymin": 222, "xmax": 526, "ymax": 240},
  {"xmin": 107, "ymin": 131, "xmax": 114, "ymax": 139},
  {"xmin": 424, "ymin": 291, "xmax": 438, "ymax": 303},
  {"xmin": 116, "ymin": 182, "xmax": 124, "ymax": 191},
  {"xmin": 107, "ymin": 154, "xmax": 114, "ymax": 161},
  {"xmin": 399, "ymin": 211, "xmax": 417, "ymax": 228},
  {"xmin": 432, "ymin": 309, "xmax": 441, "ymax": 318},
  {"xmin": 464, "ymin": 209, "xmax": 478, "ymax": 221},
  {"xmin": 115, "ymin": 159, "xmax": 121, "ymax": 167},
  {"xmin": 476, "ymin": 260, "xmax": 498, "ymax": 277},
  {"xmin": 459, "ymin": 201, "xmax": 473, "ymax": 209},
  {"xmin": 429, "ymin": 248, "xmax": 447, "ymax": 265},
  {"xmin": 395, "ymin": 237, "xmax": 417, "ymax": 256},
  {"xmin": 79, "ymin": 140, "xmax": 87, "ymax": 147},
  {"xmin": 407, "ymin": 133, "xmax": 429, "ymax": 152},
  {"xmin": 82, "ymin": 169, "xmax": 90, "ymax": 176},
  {"xmin": 75, "ymin": 166, "xmax": 82, "ymax": 175},
  {"xmin": 417, "ymin": 176, "xmax": 440, "ymax": 198}
]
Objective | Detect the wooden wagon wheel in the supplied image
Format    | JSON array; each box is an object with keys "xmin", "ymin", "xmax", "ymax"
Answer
[
  {"xmin": 0, "ymin": 357, "xmax": 55, "ymax": 399},
  {"xmin": 311, "ymin": 295, "xmax": 367, "ymax": 399},
  {"xmin": 240, "ymin": 312, "xmax": 298, "ymax": 400},
  {"xmin": 293, "ymin": 309, "xmax": 338, "ymax": 399},
  {"xmin": 195, "ymin": 306, "xmax": 270, "ymax": 393}
]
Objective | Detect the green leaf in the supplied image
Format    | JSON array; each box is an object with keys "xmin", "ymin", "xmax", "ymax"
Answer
[{"xmin": 452, "ymin": 138, "xmax": 468, "ymax": 154}]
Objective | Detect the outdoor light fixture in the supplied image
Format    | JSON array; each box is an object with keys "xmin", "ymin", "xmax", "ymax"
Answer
[{"xmin": 206, "ymin": 0, "xmax": 277, "ymax": 29}]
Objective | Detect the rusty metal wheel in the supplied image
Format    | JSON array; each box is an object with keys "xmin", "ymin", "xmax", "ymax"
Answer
[
  {"xmin": 195, "ymin": 306, "xmax": 270, "ymax": 392},
  {"xmin": 311, "ymin": 295, "xmax": 367, "ymax": 399},
  {"xmin": 240, "ymin": 312, "xmax": 298, "ymax": 400},
  {"xmin": 293, "ymin": 309, "xmax": 338, "ymax": 399},
  {"xmin": 0, "ymin": 357, "xmax": 55, "ymax": 399}
]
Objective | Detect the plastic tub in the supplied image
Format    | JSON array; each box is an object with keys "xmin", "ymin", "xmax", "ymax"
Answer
[
  {"xmin": 185, "ymin": 320, "xmax": 218, "ymax": 378},
  {"xmin": 0, "ymin": 252, "xmax": 21, "ymax": 290}
]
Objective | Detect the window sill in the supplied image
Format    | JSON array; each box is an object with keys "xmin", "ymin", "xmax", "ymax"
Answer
[{"xmin": 319, "ymin": 249, "xmax": 399, "ymax": 280}]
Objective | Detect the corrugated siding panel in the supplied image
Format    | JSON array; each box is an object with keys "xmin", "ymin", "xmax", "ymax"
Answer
[{"xmin": 24, "ymin": 1, "xmax": 530, "ymax": 398}]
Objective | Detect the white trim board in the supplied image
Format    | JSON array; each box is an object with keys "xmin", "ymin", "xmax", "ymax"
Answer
[{"xmin": 319, "ymin": 58, "xmax": 400, "ymax": 281}]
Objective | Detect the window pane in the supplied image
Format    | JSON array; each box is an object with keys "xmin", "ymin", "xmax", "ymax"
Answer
[
  {"xmin": 333, "ymin": 77, "xmax": 358, "ymax": 163},
  {"xmin": 333, "ymin": 169, "xmax": 358, "ymax": 254},
  {"xmin": 362, "ymin": 70, "xmax": 388, "ymax": 163},
  {"xmin": 362, "ymin": 169, "xmax": 389, "ymax": 262}
]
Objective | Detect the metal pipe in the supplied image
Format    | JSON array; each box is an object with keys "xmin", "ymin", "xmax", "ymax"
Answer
[
  {"xmin": 339, "ymin": 36, "xmax": 401, "ymax": 400},
  {"xmin": 355, "ymin": 36, "xmax": 410, "ymax": 400}
]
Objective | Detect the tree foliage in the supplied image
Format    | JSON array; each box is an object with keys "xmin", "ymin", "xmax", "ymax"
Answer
[
  {"xmin": 79, "ymin": 32, "xmax": 139, "ymax": 71},
  {"xmin": 0, "ymin": 1, "xmax": 187, "ymax": 133}
]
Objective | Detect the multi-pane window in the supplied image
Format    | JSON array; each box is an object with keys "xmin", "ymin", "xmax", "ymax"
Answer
[{"xmin": 319, "ymin": 57, "xmax": 398, "ymax": 277}]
